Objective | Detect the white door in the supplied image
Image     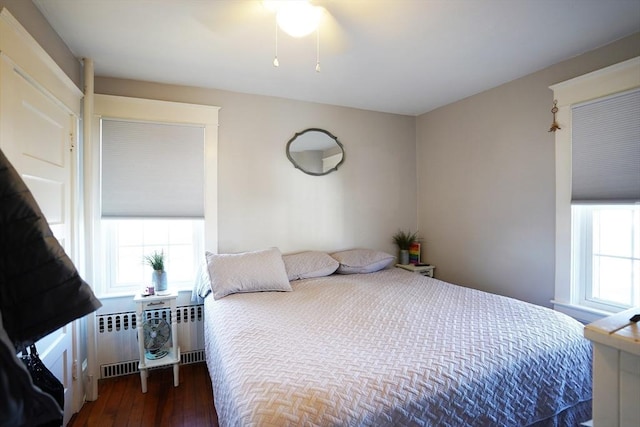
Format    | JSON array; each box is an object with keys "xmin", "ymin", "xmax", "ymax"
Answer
[{"xmin": 0, "ymin": 56, "xmax": 78, "ymax": 426}]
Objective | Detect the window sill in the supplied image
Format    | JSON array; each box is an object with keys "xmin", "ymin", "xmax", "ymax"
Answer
[{"xmin": 551, "ymin": 300, "xmax": 623, "ymax": 324}]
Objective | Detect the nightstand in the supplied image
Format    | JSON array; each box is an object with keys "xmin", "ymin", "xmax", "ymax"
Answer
[
  {"xmin": 584, "ymin": 307, "xmax": 640, "ymax": 427},
  {"xmin": 395, "ymin": 263, "xmax": 435, "ymax": 278},
  {"xmin": 134, "ymin": 291, "xmax": 180, "ymax": 393}
]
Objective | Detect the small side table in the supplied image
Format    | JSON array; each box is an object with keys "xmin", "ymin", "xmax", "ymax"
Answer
[
  {"xmin": 395, "ymin": 263, "xmax": 435, "ymax": 278},
  {"xmin": 134, "ymin": 291, "xmax": 180, "ymax": 393}
]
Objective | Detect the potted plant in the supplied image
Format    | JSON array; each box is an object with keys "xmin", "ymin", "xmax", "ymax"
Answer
[
  {"xmin": 144, "ymin": 250, "xmax": 169, "ymax": 295},
  {"xmin": 392, "ymin": 230, "xmax": 418, "ymax": 265}
]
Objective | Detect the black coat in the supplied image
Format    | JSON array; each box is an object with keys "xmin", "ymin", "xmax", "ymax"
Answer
[{"xmin": 0, "ymin": 148, "xmax": 101, "ymax": 426}]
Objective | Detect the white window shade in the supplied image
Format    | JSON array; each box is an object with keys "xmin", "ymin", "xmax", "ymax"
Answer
[
  {"xmin": 101, "ymin": 119, "xmax": 205, "ymax": 217},
  {"xmin": 571, "ymin": 88, "xmax": 640, "ymax": 204}
]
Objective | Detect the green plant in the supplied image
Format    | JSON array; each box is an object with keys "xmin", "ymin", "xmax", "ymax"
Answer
[
  {"xmin": 392, "ymin": 230, "xmax": 418, "ymax": 250},
  {"xmin": 143, "ymin": 250, "xmax": 165, "ymax": 271}
]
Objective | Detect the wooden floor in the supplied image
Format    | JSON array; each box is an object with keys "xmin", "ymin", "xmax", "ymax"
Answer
[{"xmin": 68, "ymin": 363, "xmax": 219, "ymax": 427}]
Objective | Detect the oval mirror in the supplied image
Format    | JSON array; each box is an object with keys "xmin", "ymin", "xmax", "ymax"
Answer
[{"xmin": 286, "ymin": 128, "xmax": 345, "ymax": 176}]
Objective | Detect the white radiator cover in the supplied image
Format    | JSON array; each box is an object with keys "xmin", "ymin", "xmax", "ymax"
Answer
[{"xmin": 96, "ymin": 304, "xmax": 205, "ymax": 378}]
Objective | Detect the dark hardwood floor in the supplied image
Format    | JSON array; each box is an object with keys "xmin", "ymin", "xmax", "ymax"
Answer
[{"xmin": 68, "ymin": 362, "xmax": 219, "ymax": 427}]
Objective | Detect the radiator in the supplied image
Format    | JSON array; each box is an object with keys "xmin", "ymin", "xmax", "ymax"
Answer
[{"xmin": 96, "ymin": 304, "xmax": 205, "ymax": 379}]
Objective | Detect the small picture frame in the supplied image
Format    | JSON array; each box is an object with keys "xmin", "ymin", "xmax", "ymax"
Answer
[{"xmin": 409, "ymin": 242, "xmax": 421, "ymax": 265}]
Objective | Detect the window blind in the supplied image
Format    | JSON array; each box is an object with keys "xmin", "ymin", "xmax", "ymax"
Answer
[
  {"xmin": 571, "ymin": 88, "xmax": 640, "ymax": 204},
  {"xmin": 101, "ymin": 119, "xmax": 205, "ymax": 217}
]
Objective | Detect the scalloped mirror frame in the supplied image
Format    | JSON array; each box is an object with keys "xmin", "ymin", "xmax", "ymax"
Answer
[{"xmin": 286, "ymin": 128, "xmax": 345, "ymax": 176}]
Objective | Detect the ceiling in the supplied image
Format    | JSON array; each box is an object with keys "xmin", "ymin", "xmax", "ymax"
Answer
[{"xmin": 34, "ymin": 0, "xmax": 640, "ymax": 116}]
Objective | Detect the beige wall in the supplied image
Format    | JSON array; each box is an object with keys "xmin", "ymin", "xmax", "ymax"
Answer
[
  {"xmin": 3, "ymin": 0, "xmax": 416, "ymax": 266},
  {"xmin": 0, "ymin": 1, "xmax": 81, "ymax": 87},
  {"xmin": 95, "ymin": 78, "xmax": 418, "ymax": 255},
  {"xmin": 416, "ymin": 33, "xmax": 640, "ymax": 308},
  {"xmin": 9, "ymin": 1, "xmax": 639, "ymax": 308}
]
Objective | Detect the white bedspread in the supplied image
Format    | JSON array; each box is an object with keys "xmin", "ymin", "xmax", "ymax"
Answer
[{"xmin": 204, "ymin": 269, "xmax": 591, "ymax": 426}]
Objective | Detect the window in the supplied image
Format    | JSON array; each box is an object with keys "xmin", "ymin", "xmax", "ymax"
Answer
[
  {"xmin": 572, "ymin": 205, "xmax": 640, "ymax": 311},
  {"xmin": 101, "ymin": 219, "xmax": 204, "ymax": 295},
  {"xmin": 92, "ymin": 95, "xmax": 219, "ymax": 297},
  {"xmin": 568, "ymin": 88, "xmax": 640, "ymax": 311},
  {"xmin": 100, "ymin": 119, "xmax": 205, "ymax": 218},
  {"xmin": 551, "ymin": 57, "xmax": 640, "ymax": 322}
]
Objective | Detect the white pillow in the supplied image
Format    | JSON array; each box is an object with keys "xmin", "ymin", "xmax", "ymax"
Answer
[
  {"xmin": 206, "ymin": 248, "xmax": 292, "ymax": 300},
  {"xmin": 330, "ymin": 249, "xmax": 395, "ymax": 274},
  {"xmin": 193, "ymin": 258, "xmax": 211, "ymax": 299},
  {"xmin": 283, "ymin": 251, "xmax": 339, "ymax": 281}
]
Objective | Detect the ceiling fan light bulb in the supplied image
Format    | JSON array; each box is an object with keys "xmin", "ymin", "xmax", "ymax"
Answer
[
  {"xmin": 262, "ymin": 1, "xmax": 283, "ymax": 13},
  {"xmin": 273, "ymin": 57, "xmax": 280, "ymax": 67},
  {"xmin": 276, "ymin": 2, "xmax": 322, "ymax": 38}
]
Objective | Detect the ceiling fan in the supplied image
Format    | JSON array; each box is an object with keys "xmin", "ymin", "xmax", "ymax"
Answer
[{"xmin": 198, "ymin": 0, "xmax": 357, "ymax": 57}]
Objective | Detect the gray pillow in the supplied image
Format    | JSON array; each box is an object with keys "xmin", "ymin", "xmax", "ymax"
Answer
[
  {"xmin": 206, "ymin": 248, "xmax": 292, "ymax": 299},
  {"xmin": 283, "ymin": 251, "xmax": 339, "ymax": 281},
  {"xmin": 330, "ymin": 249, "xmax": 395, "ymax": 274}
]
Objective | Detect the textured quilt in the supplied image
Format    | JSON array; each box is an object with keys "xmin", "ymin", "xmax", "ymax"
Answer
[{"xmin": 204, "ymin": 269, "xmax": 592, "ymax": 426}]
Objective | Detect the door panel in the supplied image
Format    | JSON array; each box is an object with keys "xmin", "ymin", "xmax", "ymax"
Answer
[
  {"xmin": 19, "ymin": 95, "xmax": 67, "ymax": 168},
  {"xmin": 21, "ymin": 175, "xmax": 65, "ymax": 224},
  {"xmin": 12, "ymin": 64, "xmax": 71, "ymax": 247},
  {"xmin": 1, "ymin": 57, "xmax": 76, "ymax": 426}
]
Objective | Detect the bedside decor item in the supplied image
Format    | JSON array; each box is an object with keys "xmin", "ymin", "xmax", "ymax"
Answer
[
  {"xmin": 392, "ymin": 230, "xmax": 418, "ymax": 265},
  {"xmin": 144, "ymin": 250, "xmax": 168, "ymax": 295},
  {"xmin": 408, "ymin": 242, "xmax": 421, "ymax": 264}
]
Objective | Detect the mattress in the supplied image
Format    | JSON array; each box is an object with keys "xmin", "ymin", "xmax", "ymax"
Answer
[{"xmin": 204, "ymin": 268, "xmax": 592, "ymax": 426}]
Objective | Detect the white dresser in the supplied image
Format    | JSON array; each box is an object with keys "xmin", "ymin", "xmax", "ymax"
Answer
[{"xmin": 584, "ymin": 307, "xmax": 640, "ymax": 427}]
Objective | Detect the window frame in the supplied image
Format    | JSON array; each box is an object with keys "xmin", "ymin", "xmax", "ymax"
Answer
[
  {"xmin": 89, "ymin": 95, "xmax": 219, "ymax": 297},
  {"xmin": 572, "ymin": 204, "xmax": 639, "ymax": 313},
  {"xmin": 550, "ymin": 57, "xmax": 640, "ymax": 323},
  {"xmin": 99, "ymin": 218, "xmax": 205, "ymax": 297}
]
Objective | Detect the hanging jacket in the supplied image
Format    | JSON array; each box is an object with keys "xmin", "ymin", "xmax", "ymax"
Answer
[{"xmin": 0, "ymin": 147, "xmax": 102, "ymax": 426}]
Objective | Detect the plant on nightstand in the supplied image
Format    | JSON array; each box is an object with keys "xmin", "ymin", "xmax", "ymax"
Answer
[
  {"xmin": 392, "ymin": 230, "xmax": 418, "ymax": 265},
  {"xmin": 144, "ymin": 250, "xmax": 169, "ymax": 295}
]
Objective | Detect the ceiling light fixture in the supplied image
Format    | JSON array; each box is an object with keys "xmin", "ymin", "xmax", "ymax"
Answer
[
  {"xmin": 275, "ymin": 1, "xmax": 322, "ymax": 38},
  {"xmin": 264, "ymin": 1, "xmax": 324, "ymax": 72}
]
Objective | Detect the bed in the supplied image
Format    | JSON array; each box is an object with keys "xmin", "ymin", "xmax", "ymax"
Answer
[{"xmin": 200, "ymin": 248, "xmax": 592, "ymax": 426}]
